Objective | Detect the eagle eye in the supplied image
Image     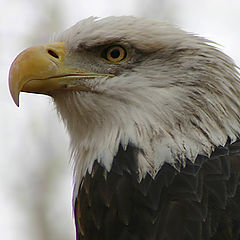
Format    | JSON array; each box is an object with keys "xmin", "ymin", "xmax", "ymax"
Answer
[{"xmin": 101, "ymin": 45, "xmax": 127, "ymax": 63}]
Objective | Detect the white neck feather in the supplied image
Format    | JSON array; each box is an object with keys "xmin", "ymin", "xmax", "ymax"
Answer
[
  {"xmin": 53, "ymin": 19, "xmax": 240, "ymax": 199},
  {"xmin": 54, "ymin": 66, "xmax": 240, "ymax": 199}
]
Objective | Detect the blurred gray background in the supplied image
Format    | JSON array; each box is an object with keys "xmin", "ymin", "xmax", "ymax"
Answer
[{"xmin": 1, "ymin": 0, "xmax": 240, "ymax": 239}]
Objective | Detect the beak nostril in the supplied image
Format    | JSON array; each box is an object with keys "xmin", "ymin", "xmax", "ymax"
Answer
[{"xmin": 47, "ymin": 49, "xmax": 59, "ymax": 59}]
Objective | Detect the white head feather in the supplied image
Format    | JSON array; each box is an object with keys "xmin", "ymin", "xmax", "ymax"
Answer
[{"xmin": 52, "ymin": 16, "xmax": 240, "ymax": 198}]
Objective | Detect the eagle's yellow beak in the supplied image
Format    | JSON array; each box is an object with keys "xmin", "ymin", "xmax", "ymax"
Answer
[{"xmin": 9, "ymin": 42, "xmax": 114, "ymax": 106}]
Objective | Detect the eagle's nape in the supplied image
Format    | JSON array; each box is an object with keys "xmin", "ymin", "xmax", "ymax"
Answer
[{"xmin": 8, "ymin": 16, "xmax": 240, "ymax": 240}]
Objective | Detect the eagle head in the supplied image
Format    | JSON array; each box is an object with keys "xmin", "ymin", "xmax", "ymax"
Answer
[{"xmin": 9, "ymin": 16, "xmax": 240, "ymax": 195}]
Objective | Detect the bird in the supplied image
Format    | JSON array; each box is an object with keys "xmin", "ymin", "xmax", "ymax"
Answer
[{"xmin": 9, "ymin": 16, "xmax": 240, "ymax": 240}]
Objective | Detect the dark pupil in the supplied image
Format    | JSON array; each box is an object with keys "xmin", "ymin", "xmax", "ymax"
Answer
[{"xmin": 110, "ymin": 49, "xmax": 120, "ymax": 59}]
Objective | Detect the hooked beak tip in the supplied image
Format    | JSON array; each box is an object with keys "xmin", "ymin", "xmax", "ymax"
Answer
[{"xmin": 9, "ymin": 76, "xmax": 20, "ymax": 107}]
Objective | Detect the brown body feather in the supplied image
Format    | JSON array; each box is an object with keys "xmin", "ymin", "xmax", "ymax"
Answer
[{"xmin": 75, "ymin": 140, "xmax": 240, "ymax": 240}]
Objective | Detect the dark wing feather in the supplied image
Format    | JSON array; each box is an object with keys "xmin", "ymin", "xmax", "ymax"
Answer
[{"xmin": 74, "ymin": 140, "xmax": 240, "ymax": 240}]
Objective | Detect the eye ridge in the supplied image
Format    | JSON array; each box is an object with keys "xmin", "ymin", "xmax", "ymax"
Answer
[{"xmin": 102, "ymin": 45, "xmax": 128, "ymax": 63}]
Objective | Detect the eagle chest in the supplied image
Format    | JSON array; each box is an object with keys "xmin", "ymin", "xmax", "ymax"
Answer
[{"xmin": 74, "ymin": 142, "xmax": 240, "ymax": 240}]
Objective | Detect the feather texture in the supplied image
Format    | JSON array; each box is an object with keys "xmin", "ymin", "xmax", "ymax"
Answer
[
  {"xmin": 54, "ymin": 17, "xmax": 240, "ymax": 197},
  {"xmin": 75, "ymin": 140, "xmax": 240, "ymax": 240},
  {"xmin": 10, "ymin": 15, "xmax": 240, "ymax": 240},
  {"xmin": 51, "ymin": 17, "xmax": 240, "ymax": 239}
]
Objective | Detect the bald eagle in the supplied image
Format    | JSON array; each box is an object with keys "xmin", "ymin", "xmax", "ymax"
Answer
[{"xmin": 9, "ymin": 16, "xmax": 240, "ymax": 240}]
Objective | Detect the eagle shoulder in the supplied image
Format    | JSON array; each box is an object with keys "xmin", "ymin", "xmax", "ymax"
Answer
[{"xmin": 74, "ymin": 140, "xmax": 240, "ymax": 240}]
